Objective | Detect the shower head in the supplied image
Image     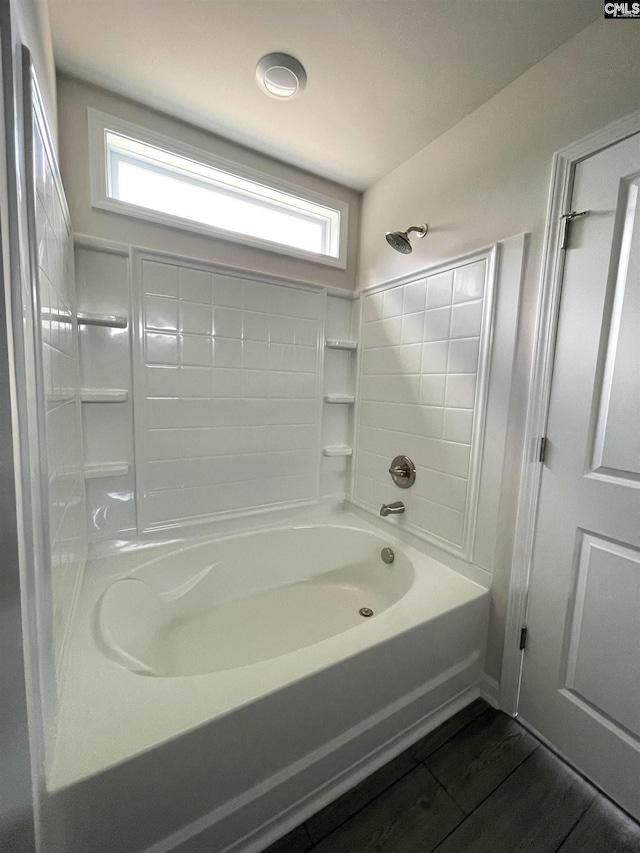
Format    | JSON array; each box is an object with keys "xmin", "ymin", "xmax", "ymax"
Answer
[
  {"xmin": 385, "ymin": 224, "xmax": 428, "ymax": 254},
  {"xmin": 385, "ymin": 231, "xmax": 412, "ymax": 254}
]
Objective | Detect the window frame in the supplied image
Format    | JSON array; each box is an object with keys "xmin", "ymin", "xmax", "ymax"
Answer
[{"xmin": 88, "ymin": 109, "xmax": 349, "ymax": 269}]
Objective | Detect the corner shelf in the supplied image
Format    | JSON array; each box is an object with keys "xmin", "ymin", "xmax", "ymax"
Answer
[
  {"xmin": 322, "ymin": 446, "xmax": 353, "ymax": 457},
  {"xmin": 81, "ymin": 388, "xmax": 129, "ymax": 403},
  {"xmin": 325, "ymin": 340, "xmax": 357, "ymax": 351},
  {"xmin": 84, "ymin": 462, "xmax": 130, "ymax": 479},
  {"xmin": 78, "ymin": 312, "xmax": 128, "ymax": 329},
  {"xmin": 323, "ymin": 394, "xmax": 355, "ymax": 404}
]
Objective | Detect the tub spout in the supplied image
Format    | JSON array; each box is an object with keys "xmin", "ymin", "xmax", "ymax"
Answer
[{"xmin": 380, "ymin": 501, "xmax": 405, "ymax": 517}]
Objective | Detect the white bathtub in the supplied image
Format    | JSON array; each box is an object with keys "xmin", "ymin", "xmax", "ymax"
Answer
[
  {"xmin": 49, "ymin": 506, "xmax": 489, "ymax": 853},
  {"xmin": 97, "ymin": 525, "xmax": 415, "ymax": 677}
]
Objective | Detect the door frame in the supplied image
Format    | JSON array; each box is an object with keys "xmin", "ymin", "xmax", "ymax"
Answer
[{"xmin": 500, "ymin": 109, "xmax": 640, "ymax": 715}]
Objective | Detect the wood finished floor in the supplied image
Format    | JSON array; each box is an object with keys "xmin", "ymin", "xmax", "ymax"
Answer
[{"xmin": 262, "ymin": 699, "xmax": 640, "ymax": 853}]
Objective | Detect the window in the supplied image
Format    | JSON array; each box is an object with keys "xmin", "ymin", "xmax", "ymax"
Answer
[{"xmin": 89, "ymin": 110, "xmax": 348, "ymax": 267}]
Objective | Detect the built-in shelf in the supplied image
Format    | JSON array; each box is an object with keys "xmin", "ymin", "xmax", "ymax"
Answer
[
  {"xmin": 322, "ymin": 446, "xmax": 353, "ymax": 457},
  {"xmin": 42, "ymin": 308, "xmax": 72, "ymax": 326},
  {"xmin": 78, "ymin": 312, "xmax": 128, "ymax": 329},
  {"xmin": 81, "ymin": 388, "xmax": 129, "ymax": 403},
  {"xmin": 325, "ymin": 340, "xmax": 358, "ymax": 351},
  {"xmin": 84, "ymin": 462, "xmax": 130, "ymax": 479},
  {"xmin": 46, "ymin": 388, "xmax": 77, "ymax": 404},
  {"xmin": 323, "ymin": 394, "xmax": 355, "ymax": 404}
]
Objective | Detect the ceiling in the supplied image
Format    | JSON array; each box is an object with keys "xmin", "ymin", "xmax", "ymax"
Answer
[{"xmin": 47, "ymin": 0, "xmax": 601, "ymax": 191}]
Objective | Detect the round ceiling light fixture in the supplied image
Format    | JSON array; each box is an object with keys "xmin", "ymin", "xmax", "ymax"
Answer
[{"xmin": 256, "ymin": 53, "xmax": 306, "ymax": 99}]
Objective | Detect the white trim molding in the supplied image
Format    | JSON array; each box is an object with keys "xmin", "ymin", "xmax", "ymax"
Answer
[
  {"xmin": 87, "ymin": 109, "xmax": 349, "ymax": 270},
  {"xmin": 500, "ymin": 110, "xmax": 640, "ymax": 716},
  {"xmin": 480, "ymin": 673, "xmax": 500, "ymax": 709}
]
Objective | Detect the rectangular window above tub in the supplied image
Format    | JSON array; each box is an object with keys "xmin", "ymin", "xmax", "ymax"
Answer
[{"xmin": 88, "ymin": 110, "xmax": 348, "ymax": 268}]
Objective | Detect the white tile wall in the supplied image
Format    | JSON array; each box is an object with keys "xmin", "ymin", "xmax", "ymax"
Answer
[
  {"xmin": 34, "ymin": 115, "xmax": 87, "ymax": 664},
  {"xmin": 134, "ymin": 256, "xmax": 324, "ymax": 530},
  {"xmin": 354, "ymin": 255, "xmax": 493, "ymax": 556}
]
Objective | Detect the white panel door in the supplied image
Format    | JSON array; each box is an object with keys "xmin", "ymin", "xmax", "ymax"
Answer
[{"xmin": 519, "ymin": 132, "xmax": 640, "ymax": 819}]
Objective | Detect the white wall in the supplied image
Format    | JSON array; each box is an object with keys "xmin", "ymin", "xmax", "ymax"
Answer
[
  {"xmin": 358, "ymin": 19, "xmax": 640, "ymax": 683},
  {"xmin": 57, "ymin": 74, "xmax": 361, "ymax": 293}
]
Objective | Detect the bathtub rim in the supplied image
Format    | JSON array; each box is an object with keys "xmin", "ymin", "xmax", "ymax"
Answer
[{"xmin": 86, "ymin": 500, "xmax": 492, "ymax": 592}]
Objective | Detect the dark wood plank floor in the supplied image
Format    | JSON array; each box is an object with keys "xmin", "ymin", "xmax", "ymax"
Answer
[{"xmin": 262, "ymin": 699, "xmax": 640, "ymax": 853}]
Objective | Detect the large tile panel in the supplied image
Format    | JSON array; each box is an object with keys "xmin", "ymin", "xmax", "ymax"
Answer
[
  {"xmin": 353, "ymin": 252, "xmax": 495, "ymax": 558},
  {"xmin": 134, "ymin": 255, "xmax": 324, "ymax": 530}
]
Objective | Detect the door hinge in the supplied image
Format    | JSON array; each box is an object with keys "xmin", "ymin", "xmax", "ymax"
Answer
[
  {"xmin": 538, "ymin": 436, "xmax": 547, "ymax": 464},
  {"xmin": 560, "ymin": 210, "xmax": 589, "ymax": 250},
  {"xmin": 519, "ymin": 626, "xmax": 528, "ymax": 651}
]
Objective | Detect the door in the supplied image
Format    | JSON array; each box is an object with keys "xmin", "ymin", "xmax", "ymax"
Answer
[{"xmin": 519, "ymin": 131, "xmax": 640, "ymax": 819}]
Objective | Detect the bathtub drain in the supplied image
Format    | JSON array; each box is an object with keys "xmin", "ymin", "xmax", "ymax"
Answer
[{"xmin": 359, "ymin": 607, "xmax": 374, "ymax": 618}]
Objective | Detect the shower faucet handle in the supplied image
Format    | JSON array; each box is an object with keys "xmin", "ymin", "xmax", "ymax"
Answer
[
  {"xmin": 389, "ymin": 465, "xmax": 409, "ymax": 477},
  {"xmin": 388, "ymin": 455, "xmax": 416, "ymax": 489}
]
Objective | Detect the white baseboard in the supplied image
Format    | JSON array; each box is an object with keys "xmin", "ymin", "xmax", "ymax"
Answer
[{"xmin": 480, "ymin": 672, "xmax": 500, "ymax": 709}]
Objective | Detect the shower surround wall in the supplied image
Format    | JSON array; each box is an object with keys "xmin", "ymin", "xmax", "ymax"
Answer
[
  {"xmin": 354, "ymin": 251, "xmax": 494, "ymax": 558},
  {"xmin": 31, "ymin": 74, "xmax": 87, "ymax": 671},
  {"xmin": 135, "ymin": 253, "xmax": 324, "ymax": 530},
  {"xmin": 74, "ymin": 238, "xmax": 355, "ymax": 540}
]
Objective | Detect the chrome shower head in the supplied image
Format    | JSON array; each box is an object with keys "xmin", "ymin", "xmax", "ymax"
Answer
[
  {"xmin": 385, "ymin": 231, "xmax": 412, "ymax": 253},
  {"xmin": 385, "ymin": 224, "xmax": 428, "ymax": 254}
]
